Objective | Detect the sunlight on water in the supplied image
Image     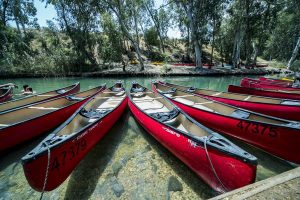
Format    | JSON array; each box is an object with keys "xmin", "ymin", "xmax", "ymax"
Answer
[{"xmin": 0, "ymin": 76, "xmax": 295, "ymax": 199}]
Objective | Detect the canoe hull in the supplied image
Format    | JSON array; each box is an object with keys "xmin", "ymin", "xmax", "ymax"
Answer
[
  {"xmin": 0, "ymin": 87, "xmax": 13, "ymax": 103},
  {"xmin": 168, "ymin": 99, "xmax": 300, "ymax": 164},
  {"xmin": 22, "ymin": 97, "xmax": 128, "ymax": 191},
  {"xmin": 199, "ymin": 95, "xmax": 300, "ymax": 121},
  {"xmin": 228, "ymin": 85, "xmax": 300, "ymax": 100},
  {"xmin": 0, "ymin": 98, "xmax": 89, "ymax": 152},
  {"xmin": 241, "ymin": 78, "xmax": 299, "ymax": 90},
  {"xmin": 128, "ymin": 100, "xmax": 256, "ymax": 192},
  {"xmin": 154, "ymin": 82, "xmax": 300, "ymax": 121}
]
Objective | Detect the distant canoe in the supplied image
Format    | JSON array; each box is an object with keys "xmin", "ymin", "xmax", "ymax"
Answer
[
  {"xmin": 241, "ymin": 77, "xmax": 300, "ymax": 90},
  {"xmin": 129, "ymin": 82, "xmax": 257, "ymax": 192},
  {"xmin": 153, "ymin": 81, "xmax": 300, "ymax": 164},
  {"xmin": 0, "ymin": 82, "xmax": 80, "ymax": 113},
  {"xmin": 228, "ymin": 85, "xmax": 300, "ymax": 100},
  {"xmin": 22, "ymin": 82, "xmax": 127, "ymax": 191},
  {"xmin": 0, "ymin": 85, "xmax": 104, "ymax": 152},
  {"xmin": 0, "ymin": 86, "xmax": 13, "ymax": 103}
]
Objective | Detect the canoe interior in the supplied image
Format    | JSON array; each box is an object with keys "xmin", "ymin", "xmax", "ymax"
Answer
[
  {"xmin": 163, "ymin": 82, "xmax": 299, "ymax": 105},
  {"xmin": 0, "ymin": 83, "xmax": 78, "ymax": 112},
  {"xmin": 155, "ymin": 83, "xmax": 288, "ymax": 126},
  {"xmin": 0, "ymin": 87, "xmax": 99, "ymax": 129},
  {"xmin": 57, "ymin": 90, "xmax": 126, "ymax": 136},
  {"xmin": 0, "ymin": 88, "xmax": 9, "ymax": 95},
  {"xmin": 131, "ymin": 89, "xmax": 209, "ymax": 138}
]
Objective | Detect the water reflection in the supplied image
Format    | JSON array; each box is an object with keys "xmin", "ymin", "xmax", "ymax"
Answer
[{"xmin": 0, "ymin": 76, "xmax": 295, "ymax": 199}]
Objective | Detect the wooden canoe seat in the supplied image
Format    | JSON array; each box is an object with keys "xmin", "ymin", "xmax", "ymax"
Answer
[
  {"xmin": 243, "ymin": 96, "xmax": 252, "ymax": 101},
  {"xmin": 28, "ymin": 106, "xmax": 59, "ymax": 110},
  {"xmin": 212, "ymin": 92, "xmax": 222, "ymax": 96},
  {"xmin": 281, "ymin": 100, "xmax": 300, "ymax": 105},
  {"xmin": 231, "ymin": 110, "xmax": 250, "ymax": 119},
  {"xmin": 37, "ymin": 94, "xmax": 55, "ymax": 97}
]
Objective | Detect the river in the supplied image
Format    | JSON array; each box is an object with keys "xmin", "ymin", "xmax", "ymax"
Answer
[{"xmin": 0, "ymin": 76, "xmax": 295, "ymax": 199}]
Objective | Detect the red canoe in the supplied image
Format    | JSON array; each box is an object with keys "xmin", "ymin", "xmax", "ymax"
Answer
[
  {"xmin": 228, "ymin": 85, "xmax": 300, "ymax": 100},
  {"xmin": 241, "ymin": 77, "xmax": 300, "ymax": 90},
  {"xmin": 22, "ymin": 82, "xmax": 127, "ymax": 191},
  {"xmin": 153, "ymin": 81, "xmax": 300, "ymax": 164},
  {"xmin": 158, "ymin": 81, "xmax": 300, "ymax": 121},
  {"xmin": 0, "ymin": 85, "xmax": 104, "ymax": 152},
  {"xmin": 129, "ymin": 82, "xmax": 257, "ymax": 193},
  {"xmin": 0, "ymin": 86, "xmax": 13, "ymax": 103},
  {"xmin": 258, "ymin": 77, "xmax": 293, "ymax": 83},
  {"xmin": 0, "ymin": 82, "xmax": 80, "ymax": 113}
]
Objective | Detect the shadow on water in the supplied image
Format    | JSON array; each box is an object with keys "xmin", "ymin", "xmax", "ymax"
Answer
[
  {"xmin": 63, "ymin": 108, "xmax": 130, "ymax": 200},
  {"xmin": 0, "ymin": 135, "xmax": 46, "ymax": 171},
  {"xmin": 226, "ymin": 136, "xmax": 294, "ymax": 181},
  {"xmin": 129, "ymin": 115, "xmax": 216, "ymax": 199}
]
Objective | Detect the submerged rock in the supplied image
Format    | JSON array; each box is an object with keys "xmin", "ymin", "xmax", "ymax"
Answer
[
  {"xmin": 110, "ymin": 177, "xmax": 124, "ymax": 197},
  {"xmin": 167, "ymin": 176, "xmax": 183, "ymax": 192}
]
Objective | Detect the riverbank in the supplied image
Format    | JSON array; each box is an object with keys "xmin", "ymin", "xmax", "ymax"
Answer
[
  {"xmin": 211, "ymin": 167, "xmax": 300, "ymax": 200},
  {"xmin": 0, "ymin": 63, "xmax": 291, "ymax": 78}
]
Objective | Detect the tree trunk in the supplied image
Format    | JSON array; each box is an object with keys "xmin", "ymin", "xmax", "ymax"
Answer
[
  {"xmin": 1, "ymin": 0, "xmax": 8, "ymax": 26},
  {"xmin": 133, "ymin": 7, "xmax": 139, "ymax": 47},
  {"xmin": 145, "ymin": 4, "xmax": 165, "ymax": 53},
  {"xmin": 232, "ymin": 25, "xmax": 245, "ymax": 68},
  {"xmin": 252, "ymin": 41, "xmax": 258, "ymax": 64},
  {"xmin": 210, "ymin": 17, "xmax": 216, "ymax": 64},
  {"xmin": 111, "ymin": 6, "xmax": 144, "ymax": 71},
  {"xmin": 184, "ymin": 3, "xmax": 202, "ymax": 69},
  {"xmin": 287, "ymin": 36, "xmax": 300, "ymax": 70}
]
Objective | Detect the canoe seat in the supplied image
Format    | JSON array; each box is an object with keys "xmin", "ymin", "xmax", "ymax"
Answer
[
  {"xmin": 186, "ymin": 87, "xmax": 196, "ymax": 93},
  {"xmin": 281, "ymin": 100, "xmax": 300, "ymax": 105},
  {"xmin": 56, "ymin": 89, "xmax": 66, "ymax": 94},
  {"xmin": 80, "ymin": 108, "xmax": 112, "ymax": 119},
  {"xmin": 28, "ymin": 106, "xmax": 59, "ymax": 110},
  {"xmin": 286, "ymin": 122, "xmax": 300, "ymax": 128},
  {"xmin": 231, "ymin": 110, "xmax": 250, "ymax": 119},
  {"xmin": 66, "ymin": 96, "xmax": 84, "ymax": 101},
  {"xmin": 130, "ymin": 87, "xmax": 145, "ymax": 93},
  {"xmin": 161, "ymin": 88, "xmax": 176, "ymax": 94},
  {"xmin": 149, "ymin": 108, "xmax": 179, "ymax": 123}
]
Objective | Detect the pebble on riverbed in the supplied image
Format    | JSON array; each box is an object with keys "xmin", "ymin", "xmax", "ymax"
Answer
[
  {"xmin": 167, "ymin": 176, "xmax": 183, "ymax": 192},
  {"xmin": 110, "ymin": 177, "xmax": 125, "ymax": 197}
]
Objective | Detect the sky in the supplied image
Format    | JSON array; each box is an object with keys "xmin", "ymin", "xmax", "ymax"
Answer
[{"xmin": 33, "ymin": 0, "xmax": 181, "ymax": 38}]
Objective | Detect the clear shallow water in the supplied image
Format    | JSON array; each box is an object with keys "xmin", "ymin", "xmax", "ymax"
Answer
[{"xmin": 0, "ymin": 76, "xmax": 295, "ymax": 199}]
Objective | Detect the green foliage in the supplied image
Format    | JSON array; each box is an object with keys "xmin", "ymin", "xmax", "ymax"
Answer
[{"xmin": 144, "ymin": 27, "xmax": 159, "ymax": 46}]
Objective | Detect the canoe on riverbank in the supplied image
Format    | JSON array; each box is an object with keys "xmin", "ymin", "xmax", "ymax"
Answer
[
  {"xmin": 0, "ymin": 86, "xmax": 13, "ymax": 103},
  {"xmin": 228, "ymin": 85, "xmax": 300, "ymax": 100},
  {"xmin": 0, "ymin": 85, "xmax": 104, "ymax": 152},
  {"xmin": 153, "ymin": 81, "xmax": 300, "ymax": 164},
  {"xmin": 128, "ymin": 82, "xmax": 257, "ymax": 193},
  {"xmin": 22, "ymin": 82, "xmax": 127, "ymax": 192},
  {"xmin": 0, "ymin": 82, "xmax": 80, "ymax": 113},
  {"xmin": 157, "ymin": 81, "xmax": 300, "ymax": 121},
  {"xmin": 241, "ymin": 78, "xmax": 300, "ymax": 90}
]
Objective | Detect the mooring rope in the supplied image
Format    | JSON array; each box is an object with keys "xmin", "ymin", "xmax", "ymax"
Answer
[
  {"xmin": 40, "ymin": 146, "xmax": 51, "ymax": 200},
  {"xmin": 204, "ymin": 135, "xmax": 227, "ymax": 193}
]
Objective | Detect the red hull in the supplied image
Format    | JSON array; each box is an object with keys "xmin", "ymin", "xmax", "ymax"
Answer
[
  {"xmin": 0, "ymin": 82, "xmax": 80, "ymax": 113},
  {"xmin": 128, "ymin": 98, "xmax": 256, "ymax": 192},
  {"xmin": 158, "ymin": 82, "xmax": 300, "ymax": 121},
  {"xmin": 198, "ymin": 94, "xmax": 300, "ymax": 121},
  {"xmin": 164, "ymin": 96, "xmax": 300, "ymax": 164},
  {"xmin": 228, "ymin": 85, "xmax": 300, "ymax": 100},
  {"xmin": 0, "ymin": 86, "xmax": 102, "ymax": 152},
  {"xmin": 241, "ymin": 78, "xmax": 300, "ymax": 90},
  {"xmin": 22, "ymin": 97, "xmax": 128, "ymax": 191},
  {"xmin": 259, "ymin": 77, "xmax": 293, "ymax": 83},
  {"xmin": 0, "ymin": 87, "xmax": 13, "ymax": 103}
]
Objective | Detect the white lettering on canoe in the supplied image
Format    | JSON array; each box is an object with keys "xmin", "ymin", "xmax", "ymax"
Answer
[
  {"xmin": 162, "ymin": 127, "xmax": 180, "ymax": 137},
  {"xmin": 74, "ymin": 121, "xmax": 102, "ymax": 141},
  {"xmin": 188, "ymin": 139, "xmax": 197, "ymax": 148}
]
